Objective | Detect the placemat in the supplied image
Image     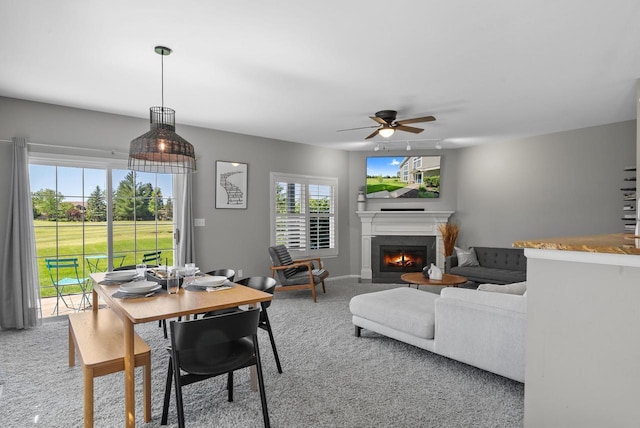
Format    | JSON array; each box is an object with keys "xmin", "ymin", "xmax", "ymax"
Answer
[
  {"xmin": 184, "ymin": 284, "xmax": 234, "ymax": 292},
  {"xmin": 112, "ymin": 288, "xmax": 166, "ymax": 299}
]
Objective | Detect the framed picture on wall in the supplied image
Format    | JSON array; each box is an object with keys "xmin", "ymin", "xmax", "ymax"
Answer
[{"xmin": 215, "ymin": 161, "xmax": 248, "ymax": 209}]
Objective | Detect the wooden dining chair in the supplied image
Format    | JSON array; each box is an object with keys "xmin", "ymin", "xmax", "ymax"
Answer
[{"xmin": 161, "ymin": 308, "xmax": 270, "ymax": 428}]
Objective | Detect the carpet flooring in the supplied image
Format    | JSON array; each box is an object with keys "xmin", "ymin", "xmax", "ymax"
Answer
[{"xmin": 0, "ymin": 279, "xmax": 524, "ymax": 427}]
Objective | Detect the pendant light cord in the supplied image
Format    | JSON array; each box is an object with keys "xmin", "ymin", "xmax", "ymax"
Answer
[{"xmin": 161, "ymin": 51, "xmax": 164, "ymax": 109}]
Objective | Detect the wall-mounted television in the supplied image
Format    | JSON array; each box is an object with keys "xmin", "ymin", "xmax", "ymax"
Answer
[{"xmin": 366, "ymin": 155, "xmax": 441, "ymax": 199}]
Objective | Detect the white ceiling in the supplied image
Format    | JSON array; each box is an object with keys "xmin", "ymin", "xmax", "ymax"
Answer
[{"xmin": 2, "ymin": 1, "xmax": 640, "ymax": 151}]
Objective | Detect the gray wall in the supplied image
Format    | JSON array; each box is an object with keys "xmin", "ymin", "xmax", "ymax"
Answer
[
  {"xmin": 0, "ymin": 97, "xmax": 351, "ymax": 279},
  {"xmin": 454, "ymin": 121, "xmax": 636, "ymax": 248},
  {"xmin": 346, "ymin": 121, "xmax": 635, "ymax": 273},
  {"xmin": 1, "ymin": 96, "xmax": 636, "ymax": 279}
]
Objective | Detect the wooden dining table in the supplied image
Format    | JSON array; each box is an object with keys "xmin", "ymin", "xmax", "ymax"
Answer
[{"xmin": 90, "ymin": 271, "xmax": 273, "ymax": 427}]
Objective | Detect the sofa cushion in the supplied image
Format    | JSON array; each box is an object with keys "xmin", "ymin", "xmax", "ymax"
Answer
[
  {"xmin": 449, "ymin": 265, "xmax": 526, "ymax": 284},
  {"xmin": 474, "ymin": 246, "xmax": 526, "ymax": 271},
  {"xmin": 440, "ymin": 287, "xmax": 527, "ymax": 314},
  {"xmin": 349, "ymin": 287, "xmax": 438, "ymax": 340},
  {"xmin": 477, "ymin": 281, "xmax": 527, "ymax": 295},
  {"xmin": 455, "ymin": 246, "xmax": 479, "ymax": 267}
]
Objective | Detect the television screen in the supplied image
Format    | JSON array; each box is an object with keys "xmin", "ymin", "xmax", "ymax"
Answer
[{"xmin": 366, "ymin": 155, "xmax": 441, "ymax": 199}]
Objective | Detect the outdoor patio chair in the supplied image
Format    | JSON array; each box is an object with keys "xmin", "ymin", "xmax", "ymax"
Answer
[
  {"xmin": 142, "ymin": 251, "xmax": 162, "ymax": 266},
  {"xmin": 45, "ymin": 257, "xmax": 89, "ymax": 314}
]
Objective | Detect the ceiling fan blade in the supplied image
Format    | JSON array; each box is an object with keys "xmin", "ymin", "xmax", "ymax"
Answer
[
  {"xmin": 396, "ymin": 115, "xmax": 436, "ymax": 125},
  {"xmin": 365, "ymin": 129, "xmax": 380, "ymax": 139},
  {"xmin": 395, "ymin": 125, "xmax": 424, "ymax": 134},
  {"xmin": 370, "ymin": 116, "xmax": 388, "ymax": 126},
  {"xmin": 336, "ymin": 125, "xmax": 378, "ymax": 132}
]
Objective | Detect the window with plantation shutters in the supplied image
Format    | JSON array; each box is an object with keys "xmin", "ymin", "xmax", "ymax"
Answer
[{"xmin": 271, "ymin": 173, "xmax": 338, "ymax": 257}]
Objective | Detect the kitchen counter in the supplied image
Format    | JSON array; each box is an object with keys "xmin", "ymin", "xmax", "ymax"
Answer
[
  {"xmin": 513, "ymin": 232, "xmax": 640, "ymax": 255},
  {"xmin": 516, "ymin": 233, "xmax": 640, "ymax": 427}
]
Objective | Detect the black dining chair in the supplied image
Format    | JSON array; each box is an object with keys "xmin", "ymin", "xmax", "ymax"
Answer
[
  {"xmin": 204, "ymin": 276, "xmax": 282, "ymax": 374},
  {"xmin": 205, "ymin": 268, "xmax": 236, "ymax": 281},
  {"xmin": 161, "ymin": 308, "xmax": 270, "ymax": 428}
]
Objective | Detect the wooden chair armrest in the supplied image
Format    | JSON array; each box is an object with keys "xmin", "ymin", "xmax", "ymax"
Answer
[
  {"xmin": 293, "ymin": 257, "xmax": 324, "ymax": 268},
  {"xmin": 270, "ymin": 261, "xmax": 313, "ymax": 271}
]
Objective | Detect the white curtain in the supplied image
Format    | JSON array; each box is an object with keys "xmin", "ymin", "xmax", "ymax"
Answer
[
  {"xmin": 1, "ymin": 137, "xmax": 41, "ymax": 329},
  {"xmin": 173, "ymin": 173, "xmax": 196, "ymax": 266}
]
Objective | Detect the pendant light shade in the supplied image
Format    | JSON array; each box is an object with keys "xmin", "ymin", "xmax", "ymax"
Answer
[
  {"xmin": 129, "ymin": 107, "xmax": 196, "ymax": 173},
  {"xmin": 128, "ymin": 46, "xmax": 196, "ymax": 174}
]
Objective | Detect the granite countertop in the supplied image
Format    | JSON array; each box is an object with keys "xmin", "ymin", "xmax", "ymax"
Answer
[{"xmin": 513, "ymin": 233, "xmax": 640, "ymax": 255}]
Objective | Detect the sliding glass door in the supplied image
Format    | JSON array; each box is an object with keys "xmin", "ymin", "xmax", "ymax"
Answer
[{"xmin": 30, "ymin": 161, "xmax": 174, "ymax": 315}]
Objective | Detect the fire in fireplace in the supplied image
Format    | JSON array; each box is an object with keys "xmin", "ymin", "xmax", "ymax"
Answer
[
  {"xmin": 380, "ymin": 245, "xmax": 426, "ymax": 272},
  {"xmin": 371, "ymin": 235, "xmax": 436, "ymax": 283}
]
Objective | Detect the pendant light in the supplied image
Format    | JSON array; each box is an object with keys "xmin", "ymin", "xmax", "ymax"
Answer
[{"xmin": 128, "ymin": 46, "xmax": 196, "ymax": 173}]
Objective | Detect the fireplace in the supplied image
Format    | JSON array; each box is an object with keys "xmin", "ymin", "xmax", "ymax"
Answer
[
  {"xmin": 356, "ymin": 210, "xmax": 454, "ymax": 281},
  {"xmin": 371, "ymin": 235, "xmax": 436, "ymax": 283}
]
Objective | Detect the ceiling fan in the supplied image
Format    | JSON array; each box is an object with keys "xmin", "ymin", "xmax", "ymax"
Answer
[{"xmin": 338, "ymin": 110, "xmax": 436, "ymax": 140}]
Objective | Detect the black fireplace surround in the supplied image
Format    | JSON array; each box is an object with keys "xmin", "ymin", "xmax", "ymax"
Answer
[{"xmin": 371, "ymin": 235, "xmax": 437, "ymax": 283}]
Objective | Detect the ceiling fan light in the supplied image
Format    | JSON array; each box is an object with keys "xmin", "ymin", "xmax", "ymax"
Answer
[{"xmin": 379, "ymin": 127, "xmax": 395, "ymax": 138}]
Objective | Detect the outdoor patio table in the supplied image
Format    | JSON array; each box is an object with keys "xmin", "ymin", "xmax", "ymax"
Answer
[
  {"xmin": 90, "ymin": 272, "xmax": 272, "ymax": 427},
  {"xmin": 85, "ymin": 254, "xmax": 126, "ymax": 273}
]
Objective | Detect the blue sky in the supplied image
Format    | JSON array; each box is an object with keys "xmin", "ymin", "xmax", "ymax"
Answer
[
  {"xmin": 29, "ymin": 165, "xmax": 173, "ymax": 199},
  {"xmin": 366, "ymin": 156, "xmax": 405, "ymax": 177}
]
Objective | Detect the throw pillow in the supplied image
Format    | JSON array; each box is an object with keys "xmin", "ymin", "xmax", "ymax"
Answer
[
  {"xmin": 477, "ymin": 282, "xmax": 527, "ymax": 295},
  {"xmin": 454, "ymin": 246, "xmax": 479, "ymax": 267}
]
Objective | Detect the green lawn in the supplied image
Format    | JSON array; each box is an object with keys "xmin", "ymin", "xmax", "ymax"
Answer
[
  {"xmin": 366, "ymin": 177, "xmax": 406, "ymax": 193},
  {"xmin": 35, "ymin": 220, "xmax": 174, "ymax": 298},
  {"xmin": 366, "ymin": 178, "xmax": 439, "ymax": 198}
]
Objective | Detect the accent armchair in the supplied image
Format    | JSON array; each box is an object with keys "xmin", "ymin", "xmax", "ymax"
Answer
[{"xmin": 268, "ymin": 245, "xmax": 329, "ymax": 303}]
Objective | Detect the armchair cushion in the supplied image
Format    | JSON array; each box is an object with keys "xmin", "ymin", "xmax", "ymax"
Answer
[
  {"xmin": 283, "ymin": 269, "xmax": 328, "ymax": 286},
  {"xmin": 270, "ymin": 245, "xmax": 299, "ymax": 278}
]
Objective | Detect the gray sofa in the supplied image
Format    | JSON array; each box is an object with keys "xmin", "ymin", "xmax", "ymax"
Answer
[
  {"xmin": 445, "ymin": 246, "xmax": 526, "ymax": 285},
  {"xmin": 349, "ymin": 284, "xmax": 527, "ymax": 382}
]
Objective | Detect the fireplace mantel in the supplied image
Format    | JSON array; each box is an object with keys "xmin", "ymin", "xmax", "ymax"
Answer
[{"xmin": 357, "ymin": 210, "xmax": 455, "ymax": 281}]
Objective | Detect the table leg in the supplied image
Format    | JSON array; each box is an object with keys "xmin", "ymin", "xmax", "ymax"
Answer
[
  {"xmin": 124, "ymin": 318, "xmax": 136, "ymax": 427},
  {"xmin": 69, "ymin": 323, "xmax": 75, "ymax": 367},
  {"xmin": 92, "ymin": 290, "xmax": 98, "ymax": 313}
]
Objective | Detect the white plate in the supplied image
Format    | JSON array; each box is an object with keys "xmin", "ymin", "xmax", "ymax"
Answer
[
  {"xmin": 118, "ymin": 280, "xmax": 160, "ymax": 294},
  {"xmin": 104, "ymin": 271, "xmax": 139, "ymax": 281},
  {"xmin": 191, "ymin": 276, "xmax": 227, "ymax": 287},
  {"xmin": 172, "ymin": 267, "xmax": 201, "ymax": 276}
]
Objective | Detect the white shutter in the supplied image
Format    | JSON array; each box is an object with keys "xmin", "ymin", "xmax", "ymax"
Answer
[
  {"xmin": 274, "ymin": 181, "xmax": 307, "ymax": 250},
  {"xmin": 271, "ymin": 173, "xmax": 338, "ymax": 257},
  {"xmin": 308, "ymin": 183, "xmax": 335, "ymax": 250}
]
